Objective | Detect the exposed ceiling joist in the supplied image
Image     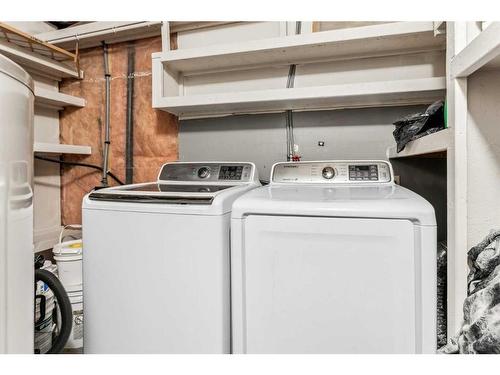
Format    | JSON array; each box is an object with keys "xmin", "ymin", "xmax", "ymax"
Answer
[{"xmin": 35, "ymin": 21, "xmax": 239, "ymax": 50}]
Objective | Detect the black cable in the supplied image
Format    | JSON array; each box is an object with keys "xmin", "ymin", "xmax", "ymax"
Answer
[{"xmin": 35, "ymin": 155, "xmax": 125, "ymax": 185}]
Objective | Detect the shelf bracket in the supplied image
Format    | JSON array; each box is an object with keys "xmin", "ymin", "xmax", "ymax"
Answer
[{"xmin": 161, "ymin": 21, "xmax": 170, "ymax": 53}]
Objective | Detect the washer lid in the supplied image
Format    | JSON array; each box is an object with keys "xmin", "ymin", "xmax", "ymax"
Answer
[
  {"xmin": 232, "ymin": 184, "xmax": 436, "ymax": 226},
  {"xmin": 88, "ymin": 182, "xmax": 238, "ymax": 205},
  {"xmin": 0, "ymin": 54, "xmax": 34, "ymax": 91},
  {"xmin": 117, "ymin": 183, "xmax": 236, "ymax": 193}
]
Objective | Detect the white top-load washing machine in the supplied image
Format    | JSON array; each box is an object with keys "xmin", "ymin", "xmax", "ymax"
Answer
[
  {"xmin": 231, "ymin": 160, "xmax": 436, "ymax": 354},
  {"xmin": 83, "ymin": 162, "xmax": 259, "ymax": 353}
]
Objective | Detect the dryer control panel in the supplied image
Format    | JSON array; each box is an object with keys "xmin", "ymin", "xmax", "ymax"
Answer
[
  {"xmin": 158, "ymin": 162, "xmax": 256, "ymax": 183},
  {"xmin": 271, "ymin": 161, "xmax": 392, "ymax": 184}
]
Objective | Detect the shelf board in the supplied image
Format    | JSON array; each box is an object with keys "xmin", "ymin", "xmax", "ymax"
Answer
[
  {"xmin": 34, "ymin": 142, "xmax": 91, "ymax": 155},
  {"xmin": 387, "ymin": 128, "xmax": 451, "ymax": 159},
  {"xmin": 155, "ymin": 21, "xmax": 445, "ymax": 74},
  {"xmin": 34, "ymin": 86, "xmax": 86, "ymax": 109},
  {"xmin": 451, "ymin": 22, "xmax": 500, "ymax": 78},
  {"xmin": 156, "ymin": 77, "xmax": 446, "ymax": 118},
  {"xmin": 0, "ymin": 39, "xmax": 81, "ymax": 79}
]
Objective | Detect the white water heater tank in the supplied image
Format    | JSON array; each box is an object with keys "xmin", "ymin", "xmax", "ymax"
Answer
[{"xmin": 0, "ymin": 54, "xmax": 34, "ymax": 353}]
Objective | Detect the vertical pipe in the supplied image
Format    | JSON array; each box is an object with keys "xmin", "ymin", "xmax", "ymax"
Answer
[
  {"xmin": 284, "ymin": 21, "xmax": 301, "ymax": 161},
  {"xmin": 101, "ymin": 42, "xmax": 111, "ymax": 187},
  {"xmin": 125, "ymin": 43, "xmax": 135, "ymax": 184}
]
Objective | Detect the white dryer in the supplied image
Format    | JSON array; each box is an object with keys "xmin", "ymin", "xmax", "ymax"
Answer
[
  {"xmin": 231, "ymin": 160, "xmax": 436, "ymax": 354},
  {"xmin": 83, "ymin": 162, "xmax": 259, "ymax": 353}
]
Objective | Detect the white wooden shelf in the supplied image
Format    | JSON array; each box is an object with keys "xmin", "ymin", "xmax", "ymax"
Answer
[
  {"xmin": 0, "ymin": 40, "xmax": 81, "ymax": 80},
  {"xmin": 387, "ymin": 128, "xmax": 450, "ymax": 159},
  {"xmin": 451, "ymin": 22, "xmax": 500, "ymax": 78},
  {"xmin": 155, "ymin": 77, "xmax": 446, "ymax": 118},
  {"xmin": 34, "ymin": 142, "xmax": 91, "ymax": 155},
  {"xmin": 155, "ymin": 21, "xmax": 445, "ymax": 74},
  {"xmin": 34, "ymin": 86, "xmax": 86, "ymax": 109}
]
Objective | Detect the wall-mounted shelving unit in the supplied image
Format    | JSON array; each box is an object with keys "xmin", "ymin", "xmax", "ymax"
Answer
[
  {"xmin": 158, "ymin": 21, "xmax": 445, "ymax": 74},
  {"xmin": 153, "ymin": 21, "xmax": 446, "ymax": 118},
  {"xmin": 387, "ymin": 128, "xmax": 450, "ymax": 159},
  {"xmin": 34, "ymin": 142, "xmax": 91, "ymax": 155},
  {"xmin": 34, "ymin": 85, "xmax": 86, "ymax": 109},
  {"xmin": 158, "ymin": 77, "xmax": 446, "ymax": 117}
]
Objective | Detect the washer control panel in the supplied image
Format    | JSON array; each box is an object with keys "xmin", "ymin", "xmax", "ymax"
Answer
[
  {"xmin": 218, "ymin": 165, "xmax": 244, "ymax": 180},
  {"xmin": 349, "ymin": 164, "xmax": 379, "ymax": 181},
  {"xmin": 159, "ymin": 162, "xmax": 254, "ymax": 183},
  {"xmin": 272, "ymin": 161, "xmax": 392, "ymax": 184}
]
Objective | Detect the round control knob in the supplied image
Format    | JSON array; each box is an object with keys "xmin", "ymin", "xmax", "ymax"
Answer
[
  {"xmin": 322, "ymin": 166, "xmax": 335, "ymax": 179},
  {"xmin": 197, "ymin": 167, "xmax": 210, "ymax": 179}
]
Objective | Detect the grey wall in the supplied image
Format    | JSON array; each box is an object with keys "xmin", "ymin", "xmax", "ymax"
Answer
[
  {"xmin": 179, "ymin": 113, "xmax": 286, "ymax": 181},
  {"xmin": 179, "ymin": 105, "xmax": 426, "ymax": 181}
]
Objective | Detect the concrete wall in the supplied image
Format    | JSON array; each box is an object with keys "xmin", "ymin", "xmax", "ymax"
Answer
[{"xmin": 180, "ymin": 105, "xmax": 426, "ymax": 181}]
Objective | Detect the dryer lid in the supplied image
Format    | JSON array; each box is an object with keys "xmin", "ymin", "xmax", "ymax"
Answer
[{"xmin": 232, "ymin": 183, "xmax": 436, "ymax": 226}]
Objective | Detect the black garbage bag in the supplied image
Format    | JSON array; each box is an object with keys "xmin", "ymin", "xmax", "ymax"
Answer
[
  {"xmin": 439, "ymin": 230, "xmax": 500, "ymax": 354},
  {"xmin": 437, "ymin": 241, "xmax": 447, "ymax": 349},
  {"xmin": 393, "ymin": 100, "xmax": 445, "ymax": 153}
]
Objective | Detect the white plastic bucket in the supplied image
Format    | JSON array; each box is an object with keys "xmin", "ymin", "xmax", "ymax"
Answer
[
  {"xmin": 53, "ymin": 225, "xmax": 82, "ymax": 290},
  {"xmin": 65, "ymin": 290, "xmax": 83, "ymax": 350},
  {"xmin": 52, "ymin": 225, "xmax": 84, "ymax": 351}
]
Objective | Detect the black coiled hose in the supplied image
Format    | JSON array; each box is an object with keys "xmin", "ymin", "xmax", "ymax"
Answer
[{"xmin": 35, "ymin": 269, "xmax": 73, "ymax": 354}]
